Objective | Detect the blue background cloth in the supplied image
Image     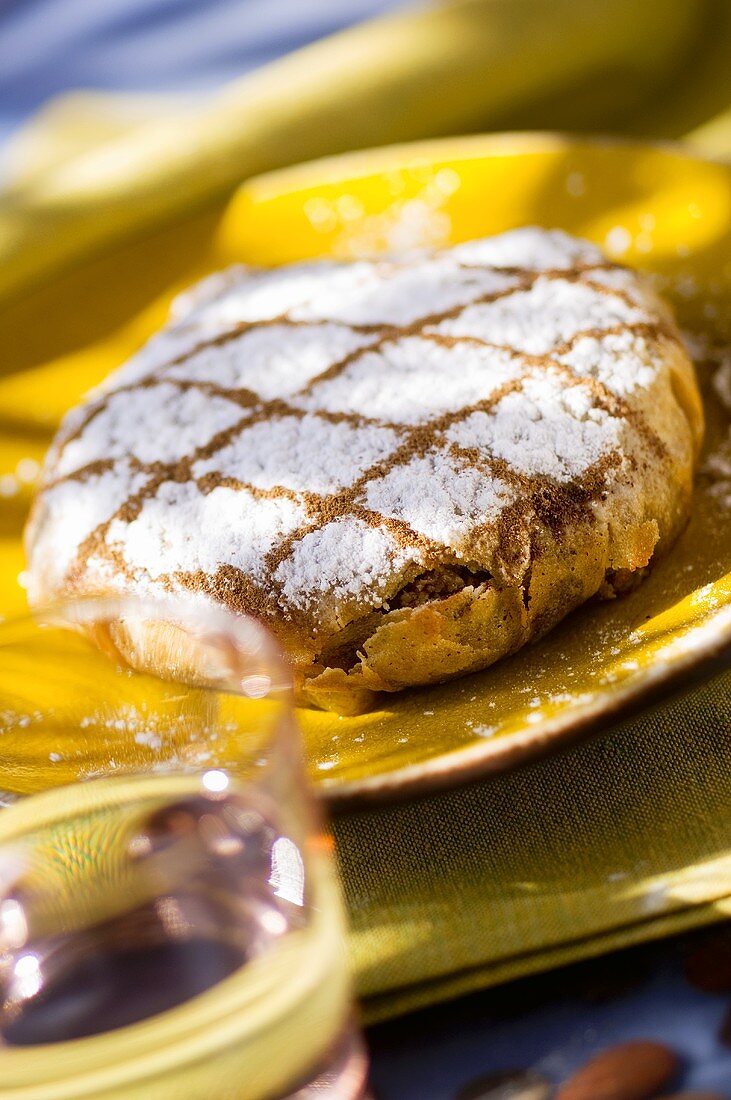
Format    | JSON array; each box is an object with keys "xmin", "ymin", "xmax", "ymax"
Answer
[
  {"xmin": 0, "ymin": 0, "xmax": 399, "ymax": 144},
  {"xmin": 368, "ymin": 933, "xmax": 731, "ymax": 1096},
  {"xmin": 1, "ymin": 0, "xmax": 730, "ymax": 1093}
]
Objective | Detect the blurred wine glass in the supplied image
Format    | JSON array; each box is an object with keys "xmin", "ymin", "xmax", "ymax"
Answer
[{"xmin": 0, "ymin": 595, "xmax": 368, "ymax": 1099}]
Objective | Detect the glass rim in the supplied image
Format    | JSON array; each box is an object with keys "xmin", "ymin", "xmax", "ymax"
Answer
[
  {"xmin": 0, "ymin": 598, "xmax": 349, "ymax": 1091},
  {"xmin": 1, "ymin": 592, "xmax": 293, "ymax": 701}
]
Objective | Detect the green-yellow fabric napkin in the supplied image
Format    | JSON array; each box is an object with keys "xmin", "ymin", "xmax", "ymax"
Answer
[
  {"xmin": 338, "ymin": 672, "xmax": 731, "ymax": 1021},
  {"xmin": 0, "ymin": 0, "xmax": 730, "ymax": 1022}
]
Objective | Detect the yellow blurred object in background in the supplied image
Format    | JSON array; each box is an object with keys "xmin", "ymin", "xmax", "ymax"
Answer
[{"xmin": 0, "ymin": 0, "xmax": 718, "ymax": 304}]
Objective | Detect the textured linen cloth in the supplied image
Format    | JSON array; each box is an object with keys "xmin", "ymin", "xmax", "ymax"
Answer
[
  {"xmin": 0, "ymin": 0, "xmax": 729, "ymax": 1022},
  {"xmin": 337, "ymin": 673, "xmax": 731, "ymax": 1021}
]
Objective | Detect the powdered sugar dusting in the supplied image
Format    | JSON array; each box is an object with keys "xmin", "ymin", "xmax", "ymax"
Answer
[
  {"xmin": 164, "ymin": 323, "xmax": 374, "ymax": 399},
  {"xmin": 364, "ymin": 452, "xmax": 514, "ymax": 545},
  {"xmin": 558, "ymin": 329, "xmax": 659, "ymax": 395},
  {"xmin": 447, "ymin": 372, "xmax": 620, "ymax": 481},
  {"xmin": 434, "ymin": 277, "xmax": 648, "ymax": 356},
  {"xmin": 31, "ymin": 228, "xmax": 688, "ymax": 632},
  {"xmin": 55, "ymin": 383, "xmax": 244, "ymax": 477},
  {"xmin": 299, "ymin": 338, "xmax": 520, "ymax": 424},
  {"xmin": 29, "ymin": 461, "xmax": 149, "ymax": 595},
  {"xmin": 290, "ymin": 258, "xmax": 517, "ymax": 327},
  {"xmin": 109, "ymin": 480, "xmax": 307, "ymax": 581},
  {"xmin": 275, "ymin": 516, "xmax": 414, "ymax": 623},
  {"xmin": 193, "ymin": 415, "xmax": 399, "ymax": 493},
  {"xmin": 449, "ymin": 227, "xmax": 602, "ymax": 269}
]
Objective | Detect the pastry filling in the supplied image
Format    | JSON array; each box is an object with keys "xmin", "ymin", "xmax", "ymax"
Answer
[
  {"xmin": 389, "ymin": 564, "xmax": 492, "ymax": 608},
  {"xmin": 317, "ymin": 565, "xmax": 492, "ymax": 673}
]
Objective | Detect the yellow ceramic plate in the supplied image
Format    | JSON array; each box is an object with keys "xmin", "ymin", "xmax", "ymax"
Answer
[{"xmin": 1, "ymin": 134, "xmax": 730, "ymax": 805}]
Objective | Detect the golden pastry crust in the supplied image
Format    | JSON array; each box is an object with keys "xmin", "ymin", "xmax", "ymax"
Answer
[{"xmin": 25, "ymin": 230, "xmax": 703, "ymax": 713}]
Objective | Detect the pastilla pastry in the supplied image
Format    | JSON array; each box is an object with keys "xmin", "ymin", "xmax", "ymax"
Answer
[{"xmin": 26, "ymin": 229, "xmax": 703, "ymax": 713}]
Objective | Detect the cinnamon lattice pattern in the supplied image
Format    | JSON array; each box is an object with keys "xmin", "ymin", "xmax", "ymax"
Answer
[{"xmin": 38, "ymin": 230, "xmax": 674, "ymax": 630}]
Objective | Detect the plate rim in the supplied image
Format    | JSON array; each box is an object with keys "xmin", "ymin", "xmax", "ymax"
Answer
[
  {"xmin": 233, "ymin": 129, "xmax": 731, "ymax": 206},
  {"xmin": 322, "ymin": 605, "xmax": 731, "ymax": 810}
]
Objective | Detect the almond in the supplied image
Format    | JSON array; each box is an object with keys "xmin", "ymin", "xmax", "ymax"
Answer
[{"xmin": 557, "ymin": 1040, "xmax": 679, "ymax": 1100}]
